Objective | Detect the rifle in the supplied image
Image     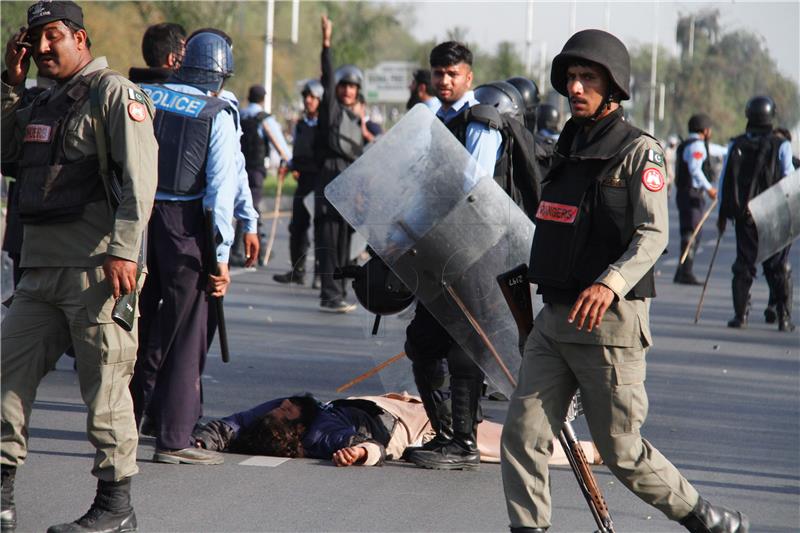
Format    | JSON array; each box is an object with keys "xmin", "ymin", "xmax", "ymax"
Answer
[
  {"xmin": 497, "ymin": 264, "xmax": 615, "ymax": 533},
  {"xmin": 204, "ymin": 208, "xmax": 231, "ymax": 363}
]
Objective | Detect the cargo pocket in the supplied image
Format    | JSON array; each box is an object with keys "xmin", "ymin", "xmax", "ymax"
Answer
[
  {"xmin": 81, "ymin": 267, "xmax": 115, "ymax": 325},
  {"xmin": 609, "ymin": 358, "xmax": 648, "ymax": 435},
  {"xmin": 76, "ymin": 268, "xmax": 139, "ymax": 365}
]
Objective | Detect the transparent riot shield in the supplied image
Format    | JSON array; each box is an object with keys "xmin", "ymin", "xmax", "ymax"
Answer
[
  {"xmin": 325, "ymin": 104, "xmax": 534, "ymax": 398},
  {"xmin": 749, "ymin": 169, "xmax": 800, "ymax": 264}
]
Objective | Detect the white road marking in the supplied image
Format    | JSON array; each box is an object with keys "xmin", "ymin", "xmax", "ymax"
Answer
[{"xmin": 238, "ymin": 456, "xmax": 291, "ymax": 467}]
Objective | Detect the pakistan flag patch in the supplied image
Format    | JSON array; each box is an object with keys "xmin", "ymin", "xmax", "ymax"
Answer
[{"xmin": 647, "ymin": 149, "xmax": 665, "ymax": 167}]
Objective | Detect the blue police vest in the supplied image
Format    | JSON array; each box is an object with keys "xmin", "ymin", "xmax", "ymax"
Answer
[{"xmin": 141, "ymin": 84, "xmax": 230, "ymax": 196}]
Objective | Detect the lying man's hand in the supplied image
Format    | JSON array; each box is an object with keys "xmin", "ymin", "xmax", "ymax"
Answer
[{"xmin": 332, "ymin": 446, "xmax": 366, "ymax": 467}]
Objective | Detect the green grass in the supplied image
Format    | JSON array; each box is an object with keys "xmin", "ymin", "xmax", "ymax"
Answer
[{"xmin": 263, "ymin": 172, "xmax": 298, "ymax": 198}]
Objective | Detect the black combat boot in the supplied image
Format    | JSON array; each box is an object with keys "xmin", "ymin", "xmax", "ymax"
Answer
[
  {"xmin": 47, "ymin": 478, "xmax": 136, "ymax": 533},
  {"xmin": 273, "ymin": 268, "xmax": 306, "ymax": 285},
  {"xmin": 674, "ymin": 242, "xmax": 702, "ymax": 285},
  {"xmin": 1, "ymin": 466, "xmax": 16, "ymax": 533},
  {"xmin": 764, "ymin": 273, "xmax": 778, "ymax": 323},
  {"xmin": 407, "ymin": 377, "xmax": 481, "ymax": 470},
  {"xmin": 727, "ymin": 276, "xmax": 751, "ymax": 328},
  {"xmin": 777, "ymin": 275, "xmax": 795, "ymax": 332},
  {"xmin": 402, "ymin": 360, "xmax": 452, "ymax": 459},
  {"xmin": 679, "ymin": 497, "xmax": 749, "ymax": 533}
]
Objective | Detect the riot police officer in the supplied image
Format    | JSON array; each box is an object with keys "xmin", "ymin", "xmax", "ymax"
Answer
[
  {"xmin": 674, "ymin": 113, "xmax": 718, "ymax": 285},
  {"xmin": 402, "ymin": 41, "xmax": 503, "ymax": 471},
  {"xmin": 506, "ymin": 76, "xmax": 539, "ymax": 132},
  {"xmin": 274, "ymin": 79, "xmax": 324, "ymax": 285},
  {"xmin": 717, "ymin": 96, "xmax": 795, "ymax": 332},
  {"xmin": 500, "ymin": 29, "xmax": 748, "ymax": 533},
  {"xmin": 534, "ymin": 103, "xmax": 560, "ymax": 172},
  {"xmin": 314, "ymin": 16, "xmax": 365, "ymax": 312},
  {"xmin": 536, "ymin": 103, "xmax": 560, "ymax": 140},
  {"xmin": 131, "ymin": 31, "xmax": 239, "ymax": 466},
  {"xmin": 1, "ymin": 2, "xmax": 158, "ymax": 530}
]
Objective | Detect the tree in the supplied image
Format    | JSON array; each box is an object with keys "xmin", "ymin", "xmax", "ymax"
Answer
[{"xmin": 629, "ymin": 11, "xmax": 799, "ymax": 141}]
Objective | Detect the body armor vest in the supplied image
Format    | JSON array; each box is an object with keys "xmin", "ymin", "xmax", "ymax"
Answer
[
  {"xmin": 292, "ymin": 118, "xmax": 320, "ymax": 174},
  {"xmin": 528, "ymin": 110, "xmax": 656, "ymax": 303},
  {"xmin": 141, "ymin": 83, "xmax": 230, "ymax": 196},
  {"xmin": 720, "ymin": 132, "xmax": 784, "ymax": 220},
  {"xmin": 240, "ymin": 110, "xmax": 269, "ymax": 171},
  {"xmin": 330, "ymin": 107, "xmax": 364, "ymax": 163},
  {"xmin": 17, "ymin": 70, "xmax": 106, "ymax": 225},
  {"xmin": 675, "ymin": 138, "xmax": 712, "ymax": 192}
]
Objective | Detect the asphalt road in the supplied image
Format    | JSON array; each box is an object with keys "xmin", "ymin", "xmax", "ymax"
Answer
[{"xmin": 3, "ymin": 194, "xmax": 799, "ymax": 533}]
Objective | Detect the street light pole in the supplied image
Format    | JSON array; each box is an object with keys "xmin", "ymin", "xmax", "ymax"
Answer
[
  {"xmin": 263, "ymin": 0, "xmax": 275, "ymax": 113},
  {"xmin": 525, "ymin": 0, "xmax": 534, "ymax": 77},
  {"xmin": 647, "ymin": 1, "xmax": 659, "ymax": 135}
]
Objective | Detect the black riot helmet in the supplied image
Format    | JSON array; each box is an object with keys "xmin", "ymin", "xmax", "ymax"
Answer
[
  {"xmin": 745, "ymin": 95, "xmax": 776, "ymax": 127},
  {"xmin": 335, "ymin": 65, "xmax": 363, "ymax": 88},
  {"xmin": 551, "ymin": 29, "xmax": 630, "ymax": 101},
  {"xmin": 506, "ymin": 77, "xmax": 540, "ymax": 126},
  {"xmin": 174, "ymin": 32, "xmax": 234, "ymax": 93},
  {"xmin": 474, "ymin": 81, "xmax": 525, "ymax": 123},
  {"xmin": 537, "ymin": 103, "xmax": 560, "ymax": 132},
  {"xmin": 336, "ymin": 257, "xmax": 413, "ymax": 316},
  {"xmin": 688, "ymin": 113, "xmax": 712, "ymax": 133}
]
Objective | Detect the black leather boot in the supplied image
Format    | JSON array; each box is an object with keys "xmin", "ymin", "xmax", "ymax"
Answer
[
  {"xmin": 764, "ymin": 272, "xmax": 778, "ymax": 323},
  {"xmin": 727, "ymin": 276, "xmax": 751, "ymax": 328},
  {"xmin": 47, "ymin": 478, "xmax": 137, "ymax": 533},
  {"xmin": 777, "ymin": 275, "xmax": 795, "ymax": 332},
  {"xmin": 407, "ymin": 377, "xmax": 481, "ymax": 470},
  {"xmin": 679, "ymin": 497, "xmax": 749, "ymax": 533},
  {"xmin": 273, "ymin": 268, "xmax": 306, "ymax": 285},
  {"xmin": 674, "ymin": 240, "xmax": 702, "ymax": 285},
  {"xmin": 402, "ymin": 360, "xmax": 453, "ymax": 459},
  {"xmin": 1, "ymin": 466, "xmax": 16, "ymax": 533}
]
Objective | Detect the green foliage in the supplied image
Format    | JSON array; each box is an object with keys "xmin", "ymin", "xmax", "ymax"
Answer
[
  {"xmin": 5, "ymin": 2, "xmax": 794, "ymax": 145},
  {"xmin": 629, "ymin": 11, "xmax": 799, "ymax": 141}
]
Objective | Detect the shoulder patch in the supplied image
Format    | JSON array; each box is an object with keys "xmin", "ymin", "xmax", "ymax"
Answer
[
  {"xmin": 642, "ymin": 167, "xmax": 665, "ymax": 192},
  {"xmin": 127, "ymin": 87, "xmax": 146, "ymax": 103},
  {"xmin": 647, "ymin": 148, "xmax": 664, "ymax": 167},
  {"xmin": 692, "ymin": 151, "xmax": 704, "ymax": 160},
  {"xmin": 128, "ymin": 101, "xmax": 147, "ymax": 122}
]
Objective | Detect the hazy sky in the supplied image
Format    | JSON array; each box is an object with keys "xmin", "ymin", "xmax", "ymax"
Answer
[{"xmin": 392, "ymin": 1, "xmax": 800, "ymax": 85}]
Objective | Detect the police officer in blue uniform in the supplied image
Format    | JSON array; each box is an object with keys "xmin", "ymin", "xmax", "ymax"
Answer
[
  {"xmin": 674, "ymin": 113, "xmax": 718, "ymax": 285},
  {"xmin": 131, "ymin": 31, "xmax": 240, "ymax": 465},
  {"xmin": 274, "ymin": 79, "xmax": 323, "ymax": 285},
  {"xmin": 403, "ymin": 41, "xmax": 503, "ymax": 471},
  {"xmin": 717, "ymin": 95, "xmax": 795, "ymax": 332}
]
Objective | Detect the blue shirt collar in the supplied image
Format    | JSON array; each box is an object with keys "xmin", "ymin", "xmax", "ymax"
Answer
[{"xmin": 436, "ymin": 90, "xmax": 477, "ymax": 123}]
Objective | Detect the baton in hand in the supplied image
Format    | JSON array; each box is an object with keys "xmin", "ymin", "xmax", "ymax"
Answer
[{"xmin": 204, "ymin": 208, "xmax": 231, "ymax": 363}]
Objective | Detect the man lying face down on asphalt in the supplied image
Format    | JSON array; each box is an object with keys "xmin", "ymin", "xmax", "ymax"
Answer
[{"xmin": 191, "ymin": 393, "xmax": 599, "ymax": 467}]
